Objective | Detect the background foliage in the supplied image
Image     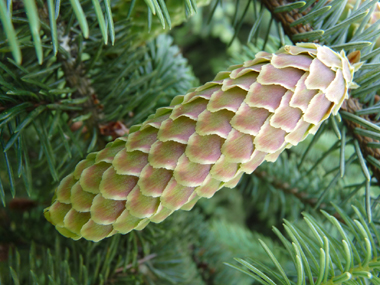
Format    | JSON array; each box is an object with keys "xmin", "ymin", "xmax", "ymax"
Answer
[{"xmin": 2, "ymin": 0, "xmax": 380, "ymax": 284}]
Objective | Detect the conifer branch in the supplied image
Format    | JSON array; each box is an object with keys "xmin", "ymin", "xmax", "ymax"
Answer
[
  {"xmin": 255, "ymin": 169, "xmax": 318, "ymax": 208},
  {"xmin": 58, "ymin": 51, "xmax": 104, "ymax": 147},
  {"xmin": 253, "ymin": 169, "xmax": 345, "ymax": 223},
  {"xmin": 37, "ymin": 2, "xmax": 106, "ymax": 150},
  {"xmin": 229, "ymin": 203, "xmax": 380, "ymax": 284},
  {"xmin": 114, "ymin": 253, "xmax": 157, "ymax": 273}
]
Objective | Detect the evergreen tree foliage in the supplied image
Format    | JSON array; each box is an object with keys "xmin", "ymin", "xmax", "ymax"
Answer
[{"xmin": 2, "ymin": 0, "xmax": 380, "ymax": 284}]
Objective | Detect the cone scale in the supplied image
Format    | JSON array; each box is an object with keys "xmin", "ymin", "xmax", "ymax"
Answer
[{"xmin": 44, "ymin": 43, "xmax": 359, "ymax": 242}]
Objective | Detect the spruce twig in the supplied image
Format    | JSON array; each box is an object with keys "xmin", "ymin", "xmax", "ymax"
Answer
[
  {"xmin": 58, "ymin": 51, "xmax": 105, "ymax": 147},
  {"xmin": 114, "ymin": 253, "xmax": 157, "ymax": 272},
  {"xmin": 254, "ymin": 170, "xmax": 345, "ymax": 223}
]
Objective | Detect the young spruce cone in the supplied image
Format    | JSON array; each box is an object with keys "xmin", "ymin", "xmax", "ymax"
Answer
[{"xmin": 44, "ymin": 43, "xmax": 359, "ymax": 241}]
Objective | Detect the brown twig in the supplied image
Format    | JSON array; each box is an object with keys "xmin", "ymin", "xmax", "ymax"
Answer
[
  {"xmin": 114, "ymin": 253, "xmax": 157, "ymax": 273},
  {"xmin": 254, "ymin": 170, "xmax": 345, "ymax": 223}
]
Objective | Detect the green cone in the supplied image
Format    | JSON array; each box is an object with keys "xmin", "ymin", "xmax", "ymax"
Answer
[{"xmin": 44, "ymin": 43, "xmax": 360, "ymax": 242}]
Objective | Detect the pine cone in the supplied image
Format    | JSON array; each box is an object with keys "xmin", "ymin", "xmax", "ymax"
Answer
[{"xmin": 44, "ymin": 43, "xmax": 359, "ymax": 242}]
